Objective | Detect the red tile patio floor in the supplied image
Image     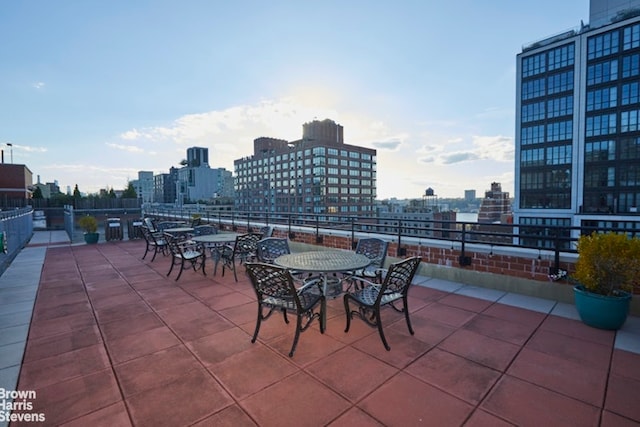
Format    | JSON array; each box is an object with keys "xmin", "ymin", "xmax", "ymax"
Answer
[{"xmin": 10, "ymin": 240, "xmax": 640, "ymax": 426}]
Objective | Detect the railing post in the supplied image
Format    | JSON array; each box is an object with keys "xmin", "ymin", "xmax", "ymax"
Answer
[
  {"xmin": 315, "ymin": 216, "xmax": 323, "ymax": 243},
  {"xmin": 458, "ymin": 224, "xmax": 472, "ymax": 266},
  {"xmin": 396, "ymin": 220, "xmax": 406, "ymax": 256},
  {"xmin": 553, "ymin": 231, "xmax": 561, "ymax": 275},
  {"xmin": 351, "ymin": 218, "xmax": 357, "ymax": 250},
  {"xmin": 288, "ymin": 214, "xmax": 295, "ymax": 239}
]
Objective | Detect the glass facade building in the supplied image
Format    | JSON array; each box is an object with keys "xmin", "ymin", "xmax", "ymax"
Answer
[{"xmin": 515, "ymin": 0, "xmax": 640, "ymax": 242}]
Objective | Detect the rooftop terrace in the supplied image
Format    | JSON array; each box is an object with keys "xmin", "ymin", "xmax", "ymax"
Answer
[{"xmin": 0, "ymin": 232, "xmax": 639, "ymax": 426}]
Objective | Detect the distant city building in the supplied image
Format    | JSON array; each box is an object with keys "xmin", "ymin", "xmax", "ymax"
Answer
[
  {"xmin": 153, "ymin": 167, "xmax": 178, "ymax": 204},
  {"xmin": 375, "ymin": 189, "xmax": 457, "ymax": 238},
  {"xmin": 0, "ymin": 164, "xmax": 33, "ymax": 202},
  {"xmin": 132, "ymin": 171, "xmax": 154, "ymax": 204},
  {"xmin": 477, "ymin": 182, "xmax": 512, "ymax": 224},
  {"xmin": 187, "ymin": 147, "xmax": 209, "ymax": 167},
  {"xmin": 515, "ymin": 0, "xmax": 640, "ymax": 247},
  {"xmin": 464, "ymin": 189, "xmax": 476, "ymax": 202},
  {"xmin": 176, "ymin": 147, "xmax": 234, "ymax": 204},
  {"xmin": 33, "ymin": 175, "xmax": 51, "ymax": 199},
  {"xmin": 234, "ymin": 119, "xmax": 377, "ymax": 216}
]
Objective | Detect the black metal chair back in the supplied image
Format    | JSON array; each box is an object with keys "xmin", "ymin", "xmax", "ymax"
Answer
[
  {"xmin": 256, "ymin": 237, "xmax": 290, "ymax": 264},
  {"xmin": 245, "ymin": 262, "xmax": 325, "ymax": 357},
  {"xmin": 217, "ymin": 232, "xmax": 262, "ymax": 281},
  {"xmin": 355, "ymin": 238, "xmax": 389, "ymax": 270},
  {"xmin": 344, "ymin": 256, "xmax": 421, "ymax": 351},
  {"xmin": 140, "ymin": 225, "xmax": 168, "ymax": 261},
  {"xmin": 163, "ymin": 232, "xmax": 206, "ymax": 281}
]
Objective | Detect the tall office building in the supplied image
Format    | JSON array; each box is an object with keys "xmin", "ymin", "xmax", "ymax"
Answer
[
  {"xmin": 234, "ymin": 119, "xmax": 377, "ymax": 216},
  {"xmin": 515, "ymin": 0, "xmax": 640, "ymax": 247},
  {"xmin": 187, "ymin": 147, "xmax": 209, "ymax": 167}
]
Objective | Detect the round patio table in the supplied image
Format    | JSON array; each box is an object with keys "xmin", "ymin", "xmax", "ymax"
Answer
[
  {"xmin": 191, "ymin": 233, "xmax": 240, "ymax": 244},
  {"xmin": 274, "ymin": 250, "xmax": 371, "ymax": 297}
]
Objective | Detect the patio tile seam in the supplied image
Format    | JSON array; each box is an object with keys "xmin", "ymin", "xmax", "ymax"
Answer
[
  {"xmin": 71, "ymin": 246, "xmax": 140, "ymax": 427},
  {"xmin": 92, "ymin": 243, "xmax": 286, "ymax": 423}
]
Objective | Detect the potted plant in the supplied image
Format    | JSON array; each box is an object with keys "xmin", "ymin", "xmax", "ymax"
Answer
[
  {"xmin": 78, "ymin": 215, "xmax": 99, "ymax": 244},
  {"xmin": 572, "ymin": 231, "xmax": 640, "ymax": 330}
]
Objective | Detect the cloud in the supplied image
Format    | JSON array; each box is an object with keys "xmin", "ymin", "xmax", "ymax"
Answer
[
  {"xmin": 471, "ymin": 134, "xmax": 514, "ymax": 161},
  {"xmin": 416, "ymin": 134, "xmax": 514, "ymax": 165},
  {"xmin": 106, "ymin": 143, "xmax": 146, "ymax": 153},
  {"xmin": 417, "ymin": 144, "xmax": 442, "ymax": 154},
  {"xmin": 32, "ymin": 82, "xmax": 45, "ymax": 89},
  {"xmin": 119, "ymin": 129, "xmax": 154, "ymax": 141},
  {"xmin": 417, "ymin": 155, "xmax": 437, "ymax": 163},
  {"xmin": 371, "ymin": 140, "xmax": 402, "ymax": 150},
  {"xmin": 440, "ymin": 151, "xmax": 481, "ymax": 164},
  {"xmin": 16, "ymin": 144, "xmax": 48, "ymax": 153}
]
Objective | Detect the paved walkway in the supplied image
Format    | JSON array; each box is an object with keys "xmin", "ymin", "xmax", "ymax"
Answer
[{"xmin": 0, "ymin": 232, "xmax": 639, "ymax": 426}]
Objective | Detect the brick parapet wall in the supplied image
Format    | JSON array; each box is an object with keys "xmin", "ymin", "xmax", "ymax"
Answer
[{"xmin": 222, "ymin": 223, "xmax": 577, "ymax": 289}]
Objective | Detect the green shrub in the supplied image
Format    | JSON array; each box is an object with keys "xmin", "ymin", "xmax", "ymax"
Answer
[
  {"xmin": 78, "ymin": 215, "xmax": 98, "ymax": 233},
  {"xmin": 574, "ymin": 232, "xmax": 640, "ymax": 296}
]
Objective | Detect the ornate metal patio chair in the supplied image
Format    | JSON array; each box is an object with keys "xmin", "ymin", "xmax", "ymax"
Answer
[
  {"xmin": 256, "ymin": 237, "xmax": 321, "ymax": 288},
  {"xmin": 343, "ymin": 238, "xmax": 389, "ymax": 290},
  {"xmin": 143, "ymin": 217, "xmax": 158, "ymax": 232},
  {"xmin": 216, "ymin": 232, "xmax": 262, "ymax": 281},
  {"xmin": 256, "ymin": 237, "xmax": 290, "ymax": 263},
  {"xmin": 259, "ymin": 225, "xmax": 274, "ymax": 238},
  {"xmin": 245, "ymin": 262, "xmax": 326, "ymax": 357},
  {"xmin": 344, "ymin": 256, "xmax": 421, "ymax": 351},
  {"xmin": 140, "ymin": 225, "xmax": 168, "ymax": 261},
  {"xmin": 164, "ymin": 232, "xmax": 206, "ymax": 281}
]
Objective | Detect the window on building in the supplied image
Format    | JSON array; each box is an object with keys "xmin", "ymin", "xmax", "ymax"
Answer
[
  {"xmin": 586, "ymin": 87, "xmax": 617, "ymax": 111},
  {"xmin": 548, "ymin": 43, "xmax": 575, "ymax": 71},
  {"xmin": 546, "ymin": 120, "xmax": 573, "ymax": 141},
  {"xmin": 546, "ymin": 145, "xmax": 572, "ymax": 165},
  {"xmin": 584, "ymin": 166, "xmax": 615, "ymax": 187},
  {"xmin": 522, "ymin": 52, "xmax": 546, "ymax": 77},
  {"xmin": 547, "ymin": 95, "xmax": 573, "ymax": 118},
  {"xmin": 621, "ymin": 109, "xmax": 640, "ymax": 132},
  {"xmin": 622, "ymin": 53, "xmax": 640, "ymax": 78},
  {"xmin": 522, "ymin": 78, "xmax": 546, "ymax": 100},
  {"xmin": 521, "ymin": 171, "xmax": 545, "ymax": 189},
  {"xmin": 623, "ymin": 23, "xmax": 640, "ymax": 50},
  {"xmin": 547, "ymin": 70, "xmax": 574, "ymax": 94},
  {"xmin": 620, "ymin": 137, "xmax": 640, "ymax": 159},
  {"xmin": 521, "ymin": 148, "xmax": 545, "ymax": 166},
  {"xmin": 521, "ymin": 125, "xmax": 545, "ymax": 145},
  {"xmin": 522, "ymin": 101, "xmax": 546, "ymax": 122},
  {"xmin": 586, "ymin": 114, "xmax": 617, "ymax": 136},
  {"xmin": 586, "ymin": 140, "xmax": 616, "ymax": 161},
  {"xmin": 588, "ymin": 31, "xmax": 620, "ymax": 59},
  {"xmin": 621, "ymin": 82, "xmax": 639, "ymax": 105}
]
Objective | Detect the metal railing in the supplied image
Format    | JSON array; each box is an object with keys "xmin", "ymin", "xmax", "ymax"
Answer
[
  {"xmin": 143, "ymin": 206, "xmax": 640, "ymax": 276},
  {"xmin": 0, "ymin": 207, "xmax": 34, "ymax": 276}
]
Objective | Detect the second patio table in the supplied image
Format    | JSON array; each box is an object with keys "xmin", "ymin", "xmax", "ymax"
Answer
[
  {"xmin": 274, "ymin": 250, "xmax": 371, "ymax": 297},
  {"xmin": 190, "ymin": 232, "xmax": 240, "ymax": 245}
]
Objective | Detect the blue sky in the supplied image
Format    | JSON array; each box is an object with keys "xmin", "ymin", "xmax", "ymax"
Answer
[{"xmin": 1, "ymin": 0, "xmax": 589, "ymax": 199}]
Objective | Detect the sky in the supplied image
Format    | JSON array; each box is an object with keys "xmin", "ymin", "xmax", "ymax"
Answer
[{"xmin": 0, "ymin": 0, "xmax": 590, "ymax": 199}]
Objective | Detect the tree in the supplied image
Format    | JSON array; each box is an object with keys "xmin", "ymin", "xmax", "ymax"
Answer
[
  {"xmin": 73, "ymin": 184, "xmax": 81, "ymax": 198},
  {"xmin": 108, "ymin": 188, "xmax": 116, "ymax": 198},
  {"xmin": 32, "ymin": 187, "xmax": 43, "ymax": 199},
  {"xmin": 121, "ymin": 182, "xmax": 137, "ymax": 199}
]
